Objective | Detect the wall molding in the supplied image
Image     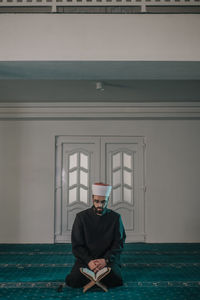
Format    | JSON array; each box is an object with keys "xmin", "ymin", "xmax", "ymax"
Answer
[
  {"xmin": 0, "ymin": 0, "xmax": 200, "ymax": 14},
  {"xmin": 0, "ymin": 102, "xmax": 200, "ymax": 120}
]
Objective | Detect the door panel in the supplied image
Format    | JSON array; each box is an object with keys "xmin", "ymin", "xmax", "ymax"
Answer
[
  {"xmin": 55, "ymin": 136, "xmax": 100, "ymax": 242},
  {"xmin": 101, "ymin": 137, "xmax": 145, "ymax": 242}
]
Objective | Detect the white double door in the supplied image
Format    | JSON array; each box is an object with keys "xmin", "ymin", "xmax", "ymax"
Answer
[{"xmin": 55, "ymin": 136, "xmax": 145, "ymax": 243}]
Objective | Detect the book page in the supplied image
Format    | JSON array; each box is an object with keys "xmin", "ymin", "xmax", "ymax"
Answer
[
  {"xmin": 82, "ymin": 268, "xmax": 95, "ymax": 281},
  {"xmin": 96, "ymin": 267, "xmax": 108, "ymax": 280}
]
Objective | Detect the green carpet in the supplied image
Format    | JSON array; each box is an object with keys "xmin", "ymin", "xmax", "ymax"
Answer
[{"xmin": 0, "ymin": 243, "xmax": 200, "ymax": 299}]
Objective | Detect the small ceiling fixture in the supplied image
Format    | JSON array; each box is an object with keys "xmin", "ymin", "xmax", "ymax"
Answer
[{"xmin": 96, "ymin": 81, "xmax": 104, "ymax": 91}]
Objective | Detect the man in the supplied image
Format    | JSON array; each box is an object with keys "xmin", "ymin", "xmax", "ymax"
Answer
[{"xmin": 65, "ymin": 182, "xmax": 126, "ymax": 289}]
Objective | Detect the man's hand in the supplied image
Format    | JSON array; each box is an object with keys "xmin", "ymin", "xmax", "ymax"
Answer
[
  {"xmin": 88, "ymin": 258, "xmax": 107, "ymax": 273},
  {"xmin": 92, "ymin": 259, "xmax": 106, "ymax": 273},
  {"xmin": 88, "ymin": 260, "xmax": 98, "ymax": 272}
]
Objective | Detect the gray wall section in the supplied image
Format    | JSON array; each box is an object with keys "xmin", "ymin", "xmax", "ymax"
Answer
[
  {"xmin": 0, "ymin": 14, "xmax": 200, "ymax": 61},
  {"xmin": 0, "ymin": 119, "xmax": 199, "ymax": 243}
]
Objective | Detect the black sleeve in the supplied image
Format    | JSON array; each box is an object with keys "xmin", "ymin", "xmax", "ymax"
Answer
[
  {"xmin": 71, "ymin": 214, "xmax": 93, "ymax": 265},
  {"xmin": 103, "ymin": 215, "xmax": 126, "ymax": 264}
]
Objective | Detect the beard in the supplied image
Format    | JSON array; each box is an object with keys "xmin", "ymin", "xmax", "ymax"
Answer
[{"xmin": 93, "ymin": 205, "xmax": 104, "ymax": 215}]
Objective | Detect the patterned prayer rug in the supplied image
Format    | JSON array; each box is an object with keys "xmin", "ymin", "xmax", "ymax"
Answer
[{"xmin": 0, "ymin": 243, "xmax": 200, "ymax": 299}]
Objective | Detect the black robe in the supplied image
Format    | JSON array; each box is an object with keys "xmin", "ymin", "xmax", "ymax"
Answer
[{"xmin": 65, "ymin": 206, "xmax": 126, "ymax": 288}]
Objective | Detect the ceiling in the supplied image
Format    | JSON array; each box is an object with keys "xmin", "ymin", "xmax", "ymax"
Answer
[{"xmin": 0, "ymin": 61, "xmax": 200, "ymax": 102}]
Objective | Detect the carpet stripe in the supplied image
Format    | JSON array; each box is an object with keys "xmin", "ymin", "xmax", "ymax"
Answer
[
  {"xmin": 1, "ymin": 281, "xmax": 200, "ymax": 288},
  {"xmin": 0, "ymin": 262, "xmax": 200, "ymax": 268},
  {"xmin": 0, "ymin": 251, "xmax": 200, "ymax": 255}
]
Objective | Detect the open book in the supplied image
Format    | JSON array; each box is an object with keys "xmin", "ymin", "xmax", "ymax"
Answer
[{"xmin": 80, "ymin": 267, "xmax": 111, "ymax": 282}]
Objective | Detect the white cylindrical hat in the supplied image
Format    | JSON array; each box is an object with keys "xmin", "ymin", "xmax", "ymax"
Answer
[{"xmin": 92, "ymin": 182, "xmax": 112, "ymax": 197}]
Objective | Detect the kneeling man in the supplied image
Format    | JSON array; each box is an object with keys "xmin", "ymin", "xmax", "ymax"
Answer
[{"xmin": 65, "ymin": 182, "xmax": 126, "ymax": 288}]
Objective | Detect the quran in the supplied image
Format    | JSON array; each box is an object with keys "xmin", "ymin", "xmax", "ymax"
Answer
[
  {"xmin": 80, "ymin": 267, "xmax": 110, "ymax": 282},
  {"xmin": 80, "ymin": 267, "xmax": 111, "ymax": 292}
]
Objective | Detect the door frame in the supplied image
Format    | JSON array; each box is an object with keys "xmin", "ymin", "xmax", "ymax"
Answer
[{"xmin": 54, "ymin": 135, "xmax": 146, "ymax": 243}]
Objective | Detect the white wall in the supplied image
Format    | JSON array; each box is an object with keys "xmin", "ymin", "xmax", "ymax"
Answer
[
  {"xmin": 0, "ymin": 14, "xmax": 200, "ymax": 61},
  {"xmin": 0, "ymin": 119, "xmax": 199, "ymax": 243}
]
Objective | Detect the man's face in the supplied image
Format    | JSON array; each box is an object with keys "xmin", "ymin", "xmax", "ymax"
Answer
[{"xmin": 92, "ymin": 195, "xmax": 108, "ymax": 215}]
